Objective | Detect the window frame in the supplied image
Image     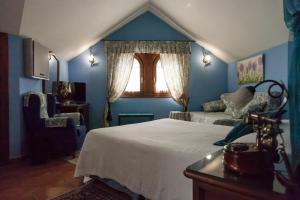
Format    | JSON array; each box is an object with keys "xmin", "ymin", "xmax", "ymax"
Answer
[{"xmin": 122, "ymin": 53, "xmax": 170, "ymax": 98}]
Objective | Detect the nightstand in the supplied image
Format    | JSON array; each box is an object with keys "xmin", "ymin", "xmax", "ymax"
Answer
[
  {"xmin": 184, "ymin": 149, "xmax": 289, "ymax": 200},
  {"xmin": 169, "ymin": 111, "xmax": 191, "ymax": 121}
]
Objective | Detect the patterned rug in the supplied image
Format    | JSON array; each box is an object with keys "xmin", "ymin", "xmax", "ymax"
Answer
[{"xmin": 51, "ymin": 180, "xmax": 131, "ymax": 200}]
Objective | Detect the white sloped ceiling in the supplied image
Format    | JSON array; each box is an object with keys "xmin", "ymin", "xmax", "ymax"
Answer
[
  {"xmin": 151, "ymin": 0, "xmax": 289, "ymax": 61},
  {"xmin": 0, "ymin": 0, "xmax": 289, "ymax": 62}
]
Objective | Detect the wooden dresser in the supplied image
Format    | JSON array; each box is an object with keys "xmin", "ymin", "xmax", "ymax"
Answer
[
  {"xmin": 184, "ymin": 150, "xmax": 290, "ymax": 200},
  {"xmin": 57, "ymin": 102, "xmax": 90, "ymax": 130}
]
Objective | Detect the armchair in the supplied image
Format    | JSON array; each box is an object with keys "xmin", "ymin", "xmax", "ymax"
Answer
[
  {"xmin": 47, "ymin": 94, "xmax": 87, "ymax": 149},
  {"xmin": 23, "ymin": 92, "xmax": 85, "ymax": 163}
]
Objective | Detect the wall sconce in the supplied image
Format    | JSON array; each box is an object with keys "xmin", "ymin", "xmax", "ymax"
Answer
[
  {"xmin": 88, "ymin": 54, "xmax": 95, "ymax": 66},
  {"xmin": 202, "ymin": 48, "xmax": 211, "ymax": 66},
  {"xmin": 88, "ymin": 48, "xmax": 96, "ymax": 66}
]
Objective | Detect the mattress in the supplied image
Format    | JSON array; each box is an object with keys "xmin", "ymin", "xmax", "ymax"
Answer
[{"xmin": 75, "ymin": 118, "xmax": 290, "ymax": 200}]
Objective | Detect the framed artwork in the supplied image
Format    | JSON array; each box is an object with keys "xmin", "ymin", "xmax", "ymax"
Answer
[{"xmin": 237, "ymin": 54, "xmax": 264, "ymax": 84}]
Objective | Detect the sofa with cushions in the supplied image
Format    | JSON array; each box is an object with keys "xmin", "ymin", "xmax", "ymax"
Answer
[{"xmin": 189, "ymin": 91, "xmax": 281, "ymax": 126}]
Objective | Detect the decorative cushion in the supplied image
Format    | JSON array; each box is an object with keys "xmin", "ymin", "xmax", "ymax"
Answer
[
  {"xmin": 221, "ymin": 93, "xmax": 244, "ymax": 117},
  {"xmin": 221, "ymin": 91, "xmax": 278, "ymax": 119},
  {"xmin": 233, "ymin": 102, "xmax": 267, "ymax": 119},
  {"xmin": 226, "ymin": 87, "xmax": 255, "ymax": 108},
  {"xmin": 265, "ymin": 91, "xmax": 282, "ymax": 111},
  {"xmin": 220, "ymin": 93, "xmax": 233, "ymax": 115},
  {"xmin": 202, "ymin": 100, "xmax": 226, "ymax": 112},
  {"xmin": 221, "ymin": 87, "xmax": 254, "ymax": 113}
]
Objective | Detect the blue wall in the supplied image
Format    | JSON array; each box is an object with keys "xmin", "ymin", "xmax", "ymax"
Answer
[
  {"xmin": 8, "ymin": 34, "xmax": 42, "ymax": 159},
  {"xmin": 227, "ymin": 42, "xmax": 289, "ymax": 92},
  {"xmin": 8, "ymin": 34, "xmax": 69, "ymax": 159},
  {"xmin": 68, "ymin": 11, "xmax": 228, "ymax": 128}
]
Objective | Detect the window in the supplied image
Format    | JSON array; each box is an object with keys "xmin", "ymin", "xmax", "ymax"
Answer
[{"xmin": 123, "ymin": 53, "xmax": 169, "ymax": 97}]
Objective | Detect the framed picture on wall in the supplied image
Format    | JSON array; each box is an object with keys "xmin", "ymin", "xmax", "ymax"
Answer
[{"xmin": 237, "ymin": 54, "xmax": 264, "ymax": 84}]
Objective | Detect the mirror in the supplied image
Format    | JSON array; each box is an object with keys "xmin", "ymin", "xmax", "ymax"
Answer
[{"xmin": 44, "ymin": 52, "xmax": 60, "ymax": 94}]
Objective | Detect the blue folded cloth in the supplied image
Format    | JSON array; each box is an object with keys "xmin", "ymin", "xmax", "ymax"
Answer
[{"xmin": 214, "ymin": 122, "xmax": 253, "ymax": 146}]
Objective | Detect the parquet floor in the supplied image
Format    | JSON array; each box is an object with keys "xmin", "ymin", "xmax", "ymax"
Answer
[{"xmin": 0, "ymin": 159, "xmax": 81, "ymax": 200}]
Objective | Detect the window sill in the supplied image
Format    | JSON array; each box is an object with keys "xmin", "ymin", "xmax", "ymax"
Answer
[{"xmin": 121, "ymin": 94, "xmax": 171, "ymax": 98}]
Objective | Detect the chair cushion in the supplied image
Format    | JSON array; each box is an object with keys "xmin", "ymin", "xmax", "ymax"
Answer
[
  {"xmin": 55, "ymin": 113, "xmax": 81, "ymax": 126},
  {"xmin": 45, "ymin": 117, "xmax": 68, "ymax": 128}
]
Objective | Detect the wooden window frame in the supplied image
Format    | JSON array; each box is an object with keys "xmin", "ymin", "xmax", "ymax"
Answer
[{"xmin": 122, "ymin": 53, "xmax": 170, "ymax": 98}]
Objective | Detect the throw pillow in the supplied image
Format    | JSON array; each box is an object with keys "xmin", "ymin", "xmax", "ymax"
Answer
[
  {"xmin": 202, "ymin": 100, "xmax": 226, "ymax": 112},
  {"xmin": 233, "ymin": 102, "xmax": 267, "ymax": 119},
  {"xmin": 221, "ymin": 87, "xmax": 255, "ymax": 118},
  {"xmin": 220, "ymin": 93, "xmax": 233, "ymax": 115},
  {"xmin": 224, "ymin": 87, "xmax": 255, "ymax": 109}
]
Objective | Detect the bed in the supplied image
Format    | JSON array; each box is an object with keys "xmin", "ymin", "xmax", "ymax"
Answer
[{"xmin": 75, "ymin": 118, "xmax": 290, "ymax": 200}]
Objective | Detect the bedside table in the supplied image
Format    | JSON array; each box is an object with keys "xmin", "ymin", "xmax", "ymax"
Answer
[
  {"xmin": 169, "ymin": 111, "xmax": 191, "ymax": 121},
  {"xmin": 184, "ymin": 150, "xmax": 289, "ymax": 200}
]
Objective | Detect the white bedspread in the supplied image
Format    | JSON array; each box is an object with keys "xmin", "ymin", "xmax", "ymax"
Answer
[
  {"xmin": 75, "ymin": 119, "xmax": 290, "ymax": 200},
  {"xmin": 75, "ymin": 119, "xmax": 232, "ymax": 200}
]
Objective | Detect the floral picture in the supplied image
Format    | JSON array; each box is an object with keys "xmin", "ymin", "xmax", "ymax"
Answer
[{"xmin": 237, "ymin": 54, "xmax": 264, "ymax": 84}]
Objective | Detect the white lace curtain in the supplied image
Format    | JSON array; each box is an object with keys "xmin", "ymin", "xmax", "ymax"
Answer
[
  {"xmin": 160, "ymin": 53, "xmax": 190, "ymax": 107},
  {"xmin": 104, "ymin": 41, "xmax": 191, "ymax": 126}
]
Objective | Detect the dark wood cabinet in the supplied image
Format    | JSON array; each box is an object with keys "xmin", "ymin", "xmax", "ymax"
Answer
[
  {"xmin": 184, "ymin": 150, "xmax": 290, "ymax": 200},
  {"xmin": 57, "ymin": 103, "xmax": 89, "ymax": 130},
  {"xmin": 0, "ymin": 33, "xmax": 9, "ymax": 165}
]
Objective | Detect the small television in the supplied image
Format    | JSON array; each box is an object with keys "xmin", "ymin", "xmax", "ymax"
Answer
[
  {"xmin": 53, "ymin": 81, "xmax": 86, "ymax": 103},
  {"xmin": 70, "ymin": 82, "xmax": 86, "ymax": 102}
]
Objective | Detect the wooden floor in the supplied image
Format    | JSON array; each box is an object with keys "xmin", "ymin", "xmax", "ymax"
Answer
[{"xmin": 0, "ymin": 159, "xmax": 81, "ymax": 200}]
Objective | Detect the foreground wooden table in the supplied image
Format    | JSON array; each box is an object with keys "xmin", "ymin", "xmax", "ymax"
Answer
[{"xmin": 184, "ymin": 150, "xmax": 289, "ymax": 200}]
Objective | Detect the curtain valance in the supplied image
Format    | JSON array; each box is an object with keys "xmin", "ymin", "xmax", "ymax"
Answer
[{"xmin": 105, "ymin": 41, "xmax": 192, "ymax": 54}]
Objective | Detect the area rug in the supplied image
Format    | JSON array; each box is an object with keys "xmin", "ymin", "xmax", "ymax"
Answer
[{"xmin": 51, "ymin": 179, "xmax": 131, "ymax": 200}]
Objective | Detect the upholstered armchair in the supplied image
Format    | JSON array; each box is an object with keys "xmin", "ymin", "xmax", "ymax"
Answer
[
  {"xmin": 47, "ymin": 93, "xmax": 87, "ymax": 148},
  {"xmin": 23, "ymin": 92, "xmax": 86, "ymax": 163}
]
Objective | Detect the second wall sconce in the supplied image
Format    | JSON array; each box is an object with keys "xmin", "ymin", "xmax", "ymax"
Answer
[
  {"xmin": 202, "ymin": 48, "xmax": 211, "ymax": 66},
  {"xmin": 88, "ymin": 47, "xmax": 96, "ymax": 66}
]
